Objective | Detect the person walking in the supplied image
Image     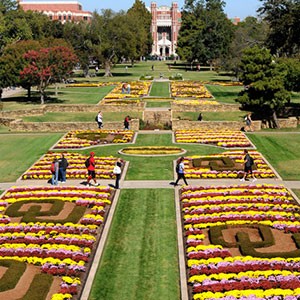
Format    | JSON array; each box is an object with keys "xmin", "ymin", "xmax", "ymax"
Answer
[
  {"xmin": 50, "ymin": 157, "xmax": 59, "ymax": 185},
  {"xmin": 96, "ymin": 111, "xmax": 103, "ymax": 129},
  {"xmin": 127, "ymin": 83, "xmax": 131, "ymax": 94},
  {"xmin": 174, "ymin": 157, "xmax": 188, "ymax": 186},
  {"xmin": 113, "ymin": 159, "xmax": 122, "ymax": 189},
  {"xmin": 240, "ymin": 149, "xmax": 256, "ymax": 182},
  {"xmin": 124, "ymin": 115, "xmax": 130, "ymax": 130},
  {"xmin": 58, "ymin": 153, "xmax": 69, "ymax": 183},
  {"xmin": 86, "ymin": 152, "xmax": 100, "ymax": 186},
  {"xmin": 244, "ymin": 113, "xmax": 253, "ymax": 132}
]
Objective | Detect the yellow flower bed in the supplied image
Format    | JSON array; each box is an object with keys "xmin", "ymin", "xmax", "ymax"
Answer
[
  {"xmin": 171, "ymin": 81, "xmax": 213, "ymax": 98},
  {"xmin": 120, "ymin": 146, "xmax": 185, "ymax": 155},
  {"xmin": 174, "ymin": 100, "xmax": 219, "ymax": 105}
]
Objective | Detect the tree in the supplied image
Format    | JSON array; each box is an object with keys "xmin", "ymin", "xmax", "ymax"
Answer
[
  {"xmin": 258, "ymin": 0, "xmax": 300, "ymax": 56},
  {"xmin": 224, "ymin": 17, "xmax": 268, "ymax": 79},
  {"xmin": 277, "ymin": 57, "xmax": 300, "ymax": 92},
  {"xmin": 20, "ymin": 46, "xmax": 77, "ymax": 104},
  {"xmin": 91, "ymin": 10, "xmax": 136, "ymax": 77},
  {"xmin": 177, "ymin": 0, "xmax": 234, "ymax": 69},
  {"xmin": 127, "ymin": 0, "xmax": 152, "ymax": 61},
  {"xmin": 237, "ymin": 46, "xmax": 290, "ymax": 128}
]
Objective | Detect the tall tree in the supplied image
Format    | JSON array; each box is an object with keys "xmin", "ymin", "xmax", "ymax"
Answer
[
  {"xmin": 127, "ymin": 0, "xmax": 152, "ymax": 61},
  {"xmin": 177, "ymin": 0, "xmax": 234, "ymax": 69},
  {"xmin": 224, "ymin": 17, "xmax": 268, "ymax": 78},
  {"xmin": 237, "ymin": 46, "xmax": 290, "ymax": 128},
  {"xmin": 258, "ymin": 0, "xmax": 300, "ymax": 56},
  {"xmin": 20, "ymin": 46, "xmax": 77, "ymax": 104}
]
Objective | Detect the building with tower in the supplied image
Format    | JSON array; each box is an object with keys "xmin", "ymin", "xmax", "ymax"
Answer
[
  {"xmin": 18, "ymin": 0, "xmax": 92, "ymax": 23},
  {"xmin": 150, "ymin": 2, "xmax": 181, "ymax": 58}
]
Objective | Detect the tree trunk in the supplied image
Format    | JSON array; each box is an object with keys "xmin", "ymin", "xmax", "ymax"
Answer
[
  {"xmin": 55, "ymin": 83, "xmax": 58, "ymax": 97},
  {"xmin": 27, "ymin": 87, "xmax": 31, "ymax": 100},
  {"xmin": 271, "ymin": 110, "xmax": 280, "ymax": 129},
  {"xmin": 210, "ymin": 61, "xmax": 213, "ymax": 71},
  {"xmin": 104, "ymin": 60, "xmax": 113, "ymax": 77}
]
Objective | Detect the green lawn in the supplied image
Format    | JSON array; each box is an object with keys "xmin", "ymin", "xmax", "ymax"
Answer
[
  {"xmin": 0, "ymin": 133, "xmax": 62, "ymax": 182},
  {"xmin": 149, "ymin": 82, "xmax": 170, "ymax": 97},
  {"xmin": 22, "ymin": 111, "xmax": 142, "ymax": 122},
  {"xmin": 206, "ymin": 84, "xmax": 243, "ymax": 104},
  {"xmin": 173, "ymin": 111, "xmax": 248, "ymax": 121},
  {"xmin": 89, "ymin": 189, "xmax": 180, "ymax": 300},
  {"xmin": 248, "ymin": 132, "xmax": 300, "ymax": 180},
  {"xmin": 146, "ymin": 100, "xmax": 171, "ymax": 108}
]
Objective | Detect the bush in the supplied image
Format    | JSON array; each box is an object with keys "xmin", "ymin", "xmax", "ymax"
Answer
[{"xmin": 169, "ymin": 73, "xmax": 183, "ymax": 80}]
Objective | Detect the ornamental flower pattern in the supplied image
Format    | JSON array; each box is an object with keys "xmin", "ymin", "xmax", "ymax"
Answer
[
  {"xmin": 181, "ymin": 150, "xmax": 276, "ymax": 179},
  {"xmin": 175, "ymin": 130, "xmax": 253, "ymax": 148},
  {"xmin": 53, "ymin": 129, "xmax": 134, "ymax": 149},
  {"xmin": 170, "ymin": 81, "xmax": 214, "ymax": 99},
  {"xmin": 180, "ymin": 184, "xmax": 300, "ymax": 299},
  {"xmin": 0, "ymin": 186, "xmax": 112, "ymax": 299},
  {"xmin": 21, "ymin": 152, "xmax": 122, "ymax": 180},
  {"xmin": 103, "ymin": 81, "xmax": 151, "ymax": 100}
]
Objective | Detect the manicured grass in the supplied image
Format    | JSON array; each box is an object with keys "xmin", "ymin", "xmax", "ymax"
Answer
[
  {"xmin": 149, "ymin": 82, "xmax": 170, "ymax": 97},
  {"xmin": 89, "ymin": 189, "xmax": 180, "ymax": 300},
  {"xmin": 146, "ymin": 100, "xmax": 171, "ymax": 108},
  {"xmin": 22, "ymin": 111, "xmax": 142, "ymax": 122},
  {"xmin": 248, "ymin": 132, "xmax": 300, "ymax": 180},
  {"xmin": 291, "ymin": 92, "xmax": 300, "ymax": 104},
  {"xmin": 0, "ymin": 133, "xmax": 62, "ymax": 182},
  {"xmin": 206, "ymin": 84, "xmax": 243, "ymax": 104},
  {"xmin": 173, "ymin": 111, "xmax": 248, "ymax": 121}
]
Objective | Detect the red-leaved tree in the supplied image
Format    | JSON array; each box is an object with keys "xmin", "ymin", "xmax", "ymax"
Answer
[{"xmin": 20, "ymin": 46, "xmax": 78, "ymax": 104}]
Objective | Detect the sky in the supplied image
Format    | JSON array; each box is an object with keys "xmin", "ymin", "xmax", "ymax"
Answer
[{"xmin": 78, "ymin": 0, "xmax": 261, "ymax": 20}]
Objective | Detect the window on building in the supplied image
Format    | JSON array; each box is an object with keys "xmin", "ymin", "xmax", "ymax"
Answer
[
  {"xmin": 64, "ymin": 15, "xmax": 66, "ymax": 20},
  {"xmin": 68, "ymin": 15, "xmax": 71, "ymax": 20},
  {"xmin": 49, "ymin": 15, "xmax": 52, "ymax": 20},
  {"xmin": 83, "ymin": 16, "xmax": 87, "ymax": 21},
  {"xmin": 58, "ymin": 15, "xmax": 62, "ymax": 20}
]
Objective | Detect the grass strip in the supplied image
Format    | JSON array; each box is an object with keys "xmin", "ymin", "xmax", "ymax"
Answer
[
  {"xmin": 89, "ymin": 189, "xmax": 180, "ymax": 300},
  {"xmin": 149, "ymin": 82, "xmax": 170, "ymax": 97},
  {"xmin": 249, "ymin": 133, "xmax": 300, "ymax": 180}
]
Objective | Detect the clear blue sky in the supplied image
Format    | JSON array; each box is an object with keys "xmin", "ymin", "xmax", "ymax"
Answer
[{"xmin": 79, "ymin": 0, "xmax": 261, "ymax": 20}]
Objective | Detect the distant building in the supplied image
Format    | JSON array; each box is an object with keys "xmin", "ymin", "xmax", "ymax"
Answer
[
  {"xmin": 150, "ymin": 2, "xmax": 181, "ymax": 58},
  {"xmin": 18, "ymin": 0, "xmax": 92, "ymax": 23},
  {"xmin": 230, "ymin": 17, "xmax": 241, "ymax": 25}
]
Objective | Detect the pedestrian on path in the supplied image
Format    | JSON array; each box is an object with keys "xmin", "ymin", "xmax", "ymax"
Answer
[
  {"xmin": 240, "ymin": 149, "xmax": 256, "ymax": 182},
  {"xmin": 96, "ymin": 111, "xmax": 103, "ymax": 129},
  {"xmin": 174, "ymin": 157, "xmax": 188, "ymax": 186},
  {"xmin": 86, "ymin": 152, "xmax": 100, "ymax": 187},
  {"xmin": 244, "ymin": 112, "xmax": 253, "ymax": 132},
  {"xmin": 113, "ymin": 159, "xmax": 122, "ymax": 189},
  {"xmin": 124, "ymin": 115, "xmax": 130, "ymax": 130},
  {"xmin": 50, "ymin": 157, "xmax": 59, "ymax": 185},
  {"xmin": 58, "ymin": 153, "xmax": 69, "ymax": 183}
]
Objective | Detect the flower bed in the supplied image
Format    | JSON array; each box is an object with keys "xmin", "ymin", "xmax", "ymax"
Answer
[
  {"xmin": 22, "ymin": 152, "xmax": 122, "ymax": 180},
  {"xmin": 175, "ymin": 130, "xmax": 252, "ymax": 148},
  {"xmin": 0, "ymin": 185, "xmax": 113, "ymax": 299},
  {"xmin": 119, "ymin": 146, "xmax": 186, "ymax": 156},
  {"xmin": 181, "ymin": 184, "xmax": 300, "ymax": 299},
  {"xmin": 53, "ymin": 130, "xmax": 134, "ymax": 149},
  {"xmin": 182, "ymin": 150, "xmax": 276, "ymax": 179},
  {"xmin": 66, "ymin": 82, "xmax": 115, "ymax": 87},
  {"xmin": 170, "ymin": 81, "xmax": 213, "ymax": 99},
  {"xmin": 103, "ymin": 81, "xmax": 151, "ymax": 100},
  {"xmin": 174, "ymin": 100, "xmax": 219, "ymax": 106}
]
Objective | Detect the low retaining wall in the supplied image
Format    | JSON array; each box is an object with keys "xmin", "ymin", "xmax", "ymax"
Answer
[
  {"xmin": 171, "ymin": 103, "xmax": 241, "ymax": 112},
  {"xmin": 261, "ymin": 117, "xmax": 298, "ymax": 129},
  {"xmin": 8, "ymin": 119, "xmax": 140, "ymax": 132},
  {"xmin": 172, "ymin": 119, "xmax": 262, "ymax": 131}
]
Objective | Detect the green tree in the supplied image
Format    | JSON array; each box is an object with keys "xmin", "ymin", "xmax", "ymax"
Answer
[
  {"xmin": 258, "ymin": 0, "xmax": 300, "ymax": 56},
  {"xmin": 91, "ymin": 10, "xmax": 136, "ymax": 76},
  {"xmin": 127, "ymin": 0, "xmax": 152, "ymax": 61},
  {"xmin": 277, "ymin": 57, "xmax": 300, "ymax": 92},
  {"xmin": 0, "ymin": 0, "xmax": 18, "ymax": 14},
  {"xmin": 177, "ymin": 0, "xmax": 234, "ymax": 69},
  {"xmin": 237, "ymin": 46, "xmax": 290, "ymax": 128},
  {"xmin": 224, "ymin": 17, "xmax": 268, "ymax": 78}
]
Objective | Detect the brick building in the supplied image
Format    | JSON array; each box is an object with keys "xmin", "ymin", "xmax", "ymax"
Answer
[
  {"xmin": 18, "ymin": 0, "xmax": 92, "ymax": 23},
  {"xmin": 150, "ymin": 2, "xmax": 181, "ymax": 58}
]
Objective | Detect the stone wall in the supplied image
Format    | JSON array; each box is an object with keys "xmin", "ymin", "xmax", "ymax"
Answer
[
  {"xmin": 261, "ymin": 117, "xmax": 298, "ymax": 129},
  {"xmin": 8, "ymin": 118, "xmax": 140, "ymax": 132},
  {"xmin": 172, "ymin": 119, "xmax": 262, "ymax": 131},
  {"xmin": 171, "ymin": 103, "xmax": 241, "ymax": 112},
  {"xmin": 143, "ymin": 110, "xmax": 172, "ymax": 124}
]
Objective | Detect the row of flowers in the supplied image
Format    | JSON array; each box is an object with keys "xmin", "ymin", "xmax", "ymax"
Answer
[
  {"xmin": 21, "ymin": 151, "xmax": 123, "ymax": 180},
  {"xmin": 175, "ymin": 130, "xmax": 253, "ymax": 148},
  {"xmin": 0, "ymin": 185, "xmax": 113, "ymax": 299},
  {"xmin": 120, "ymin": 146, "xmax": 185, "ymax": 155},
  {"xmin": 53, "ymin": 129, "xmax": 134, "ymax": 149},
  {"xmin": 103, "ymin": 81, "xmax": 151, "ymax": 100},
  {"xmin": 180, "ymin": 184, "xmax": 300, "ymax": 299},
  {"xmin": 181, "ymin": 150, "xmax": 276, "ymax": 179},
  {"xmin": 171, "ymin": 81, "xmax": 213, "ymax": 99},
  {"xmin": 173, "ymin": 100, "xmax": 219, "ymax": 106}
]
